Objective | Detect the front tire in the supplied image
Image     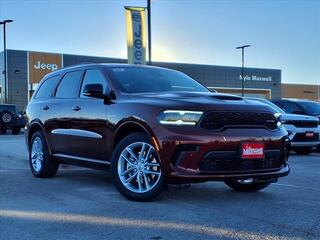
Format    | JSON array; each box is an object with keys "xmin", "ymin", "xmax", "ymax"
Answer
[
  {"xmin": 112, "ymin": 132, "xmax": 165, "ymax": 201},
  {"xmin": 29, "ymin": 131, "xmax": 59, "ymax": 178},
  {"xmin": 224, "ymin": 179, "xmax": 272, "ymax": 192}
]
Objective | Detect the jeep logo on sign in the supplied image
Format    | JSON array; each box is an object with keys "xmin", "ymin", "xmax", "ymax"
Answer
[
  {"xmin": 28, "ymin": 52, "xmax": 62, "ymax": 84},
  {"xmin": 34, "ymin": 61, "xmax": 58, "ymax": 72}
]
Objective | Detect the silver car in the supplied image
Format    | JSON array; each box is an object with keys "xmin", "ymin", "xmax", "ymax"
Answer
[{"xmin": 246, "ymin": 97, "xmax": 320, "ymax": 155}]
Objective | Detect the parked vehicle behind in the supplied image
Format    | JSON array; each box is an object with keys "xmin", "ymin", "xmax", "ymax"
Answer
[
  {"xmin": 25, "ymin": 64, "xmax": 290, "ymax": 201},
  {"xmin": 0, "ymin": 104, "xmax": 26, "ymax": 135},
  {"xmin": 246, "ymin": 98, "xmax": 320, "ymax": 155},
  {"xmin": 272, "ymin": 99, "xmax": 320, "ymax": 120}
]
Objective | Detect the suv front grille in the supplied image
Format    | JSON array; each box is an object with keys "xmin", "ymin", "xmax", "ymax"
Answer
[
  {"xmin": 283, "ymin": 120, "xmax": 318, "ymax": 128},
  {"xmin": 199, "ymin": 150, "xmax": 282, "ymax": 173},
  {"xmin": 292, "ymin": 133, "xmax": 319, "ymax": 142},
  {"xmin": 199, "ymin": 111, "xmax": 277, "ymax": 130}
]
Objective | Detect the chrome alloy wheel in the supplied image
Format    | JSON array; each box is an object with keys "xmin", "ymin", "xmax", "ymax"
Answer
[
  {"xmin": 2, "ymin": 113, "xmax": 12, "ymax": 123},
  {"xmin": 118, "ymin": 142, "xmax": 161, "ymax": 193},
  {"xmin": 31, "ymin": 137, "xmax": 44, "ymax": 173}
]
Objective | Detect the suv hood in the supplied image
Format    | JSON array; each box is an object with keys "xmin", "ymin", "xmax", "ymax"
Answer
[
  {"xmin": 281, "ymin": 113, "xmax": 319, "ymax": 122},
  {"xmin": 127, "ymin": 92, "xmax": 276, "ymax": 112}
]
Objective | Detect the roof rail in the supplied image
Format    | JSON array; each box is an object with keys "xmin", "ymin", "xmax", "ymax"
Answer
[
  {"xmin": 68, "ymin": 62, "xmax": 96, "ymax": 67},
  {"xmin": 54, "ymin": 62, "xmax": 97, "ymax": 71}
]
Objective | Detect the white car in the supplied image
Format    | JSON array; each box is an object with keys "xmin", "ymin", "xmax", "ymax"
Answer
[{"xmin": 246, "ymin": 97, "xmax": 320, "ymax": 155}]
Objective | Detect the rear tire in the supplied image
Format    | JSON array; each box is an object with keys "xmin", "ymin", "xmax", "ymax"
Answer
[
  {"xmin": 112, "ymin": 132, "xmax": 166, "ymax": 201},
  {"xmin": 29, "ymin": 131, "xmax": 59, "ymax": 178},
  {"xmin": 1, "ymin": 128, "xmax": 6, "ymax": 134},
  {"xmin": 224, "ymin": 179, "xmax": 272, "ymax": 192},
  {"xmin": 294, "ymin": 147, "xmax": 313, "ymax": 155},
  {"xmin": 1, "ymin": 110, "xmax": 13, "ymax": 125}
]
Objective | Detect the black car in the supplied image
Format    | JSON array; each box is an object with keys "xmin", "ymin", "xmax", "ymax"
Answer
[
  {"xmin": 272, "ymin": 99, "xmax": 320, "ymax": 120},
  {"xmin": 0, "ymin": 104, "xmax": 26, "ymax": 135}
]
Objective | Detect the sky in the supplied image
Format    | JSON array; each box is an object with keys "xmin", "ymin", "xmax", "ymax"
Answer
[{"xmin": 0, "ymin": 0, "xmax": 319, "ymax": 84}]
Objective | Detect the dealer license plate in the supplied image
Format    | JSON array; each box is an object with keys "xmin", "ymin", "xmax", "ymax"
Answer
[
  {"xmin": 305, "ymin": 132, "xmax": 314, "ymax": 138},
  {"xmin": 241, "ymin": 143, "xmax": 264, "ymax": 159}
]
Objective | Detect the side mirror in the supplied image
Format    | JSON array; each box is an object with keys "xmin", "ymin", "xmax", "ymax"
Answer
[
  {"xmin": 83, "ymin": 84, "xmax": 105, "ymax": 99},
  {"xmin": 83, "ymin": 83, "xmax": 116, "ymax": 104}
]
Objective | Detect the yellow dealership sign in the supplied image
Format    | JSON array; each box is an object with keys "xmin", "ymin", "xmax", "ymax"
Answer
[{"xmin": 125, "ymin": 6, "xmax": 147, "ymax": 65}]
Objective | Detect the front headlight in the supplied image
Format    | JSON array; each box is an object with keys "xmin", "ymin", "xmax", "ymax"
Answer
[
  {"xmin": 158, "ymin": 110, "xmax": 203, "ymax": 126},
  {"xmin": 274, "ymin": 113, "xmax": 282, "ymax": 127}
]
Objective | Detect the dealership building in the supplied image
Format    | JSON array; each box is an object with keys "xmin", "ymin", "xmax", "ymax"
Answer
[{"xmin": 0, "ymin": 49, "xmax": 283, "ymax": 111}]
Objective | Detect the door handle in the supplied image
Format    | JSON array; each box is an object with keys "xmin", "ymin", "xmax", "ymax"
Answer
[
  {"xmin": 72, "ymin": 106, "xmax": 81, "ymax": 111},
  {"xmin": 42, "ymin": 105, "xmax": 50, "ymax": 111}
]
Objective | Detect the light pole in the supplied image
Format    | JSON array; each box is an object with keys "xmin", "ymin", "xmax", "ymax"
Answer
[
  {"xmin": 318, "ymin": 80, "xmax": 320, "ymax": 102},
  {"xmin": 147, "ymin": 0, "xmax": 152, "ymax": 65},
  {"xmin": 236, "ymin": 44, "xmax": 250, "ymax": 96},
  {"xmin": 0, "ymin": 19, "xmax": 14, "ymax": 103}
]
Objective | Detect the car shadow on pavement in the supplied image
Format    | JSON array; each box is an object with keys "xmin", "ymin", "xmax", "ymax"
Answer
[{"xmin": 53, "ymin": 167, "xmax": 277, "ymax": 204}]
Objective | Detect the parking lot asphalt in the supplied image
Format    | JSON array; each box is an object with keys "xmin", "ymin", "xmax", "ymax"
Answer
[{"xmin": 0, "ymin": 133, "xmax": 319, "ymax": 240}]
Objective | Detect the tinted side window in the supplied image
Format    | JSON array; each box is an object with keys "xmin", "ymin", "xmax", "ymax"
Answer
[
  {"xmin": 283, "ymin": 102, "xmax": 303, "ymax": 114},
  {"xmin": 35, "ymin": 75, "xmax": 60, "ymax": 99},
  {"xmin": 80, "ymin": 69, "xmax": 107, "ymax": 98},
  {"xmin": 55, "ymin": 70, "xmax": 82, "ymax": 99}
]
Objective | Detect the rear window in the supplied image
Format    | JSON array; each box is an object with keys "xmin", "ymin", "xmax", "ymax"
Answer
[
  {"xmin": 34, "ymin": 75, "xmax": 60, "ymax": 99},
  {"xmin": 55, "ymin": 70, "xmax": 82, "ymax": 99}
]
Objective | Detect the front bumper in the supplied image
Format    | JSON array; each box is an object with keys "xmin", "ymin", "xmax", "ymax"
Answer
[
  {"xmin": 291, "ymin": 141, "xmax": 320, "ymax": 147},
  {"xmin": 284, "ymin": 124, "xmax": 320, "ymax": 148},
  {"xmin": 153, "ymin": 125, "xmax": 290, "ymax": 184},
  {"xmin": 168, "ymin": 164, "xmax": 290, "ymax": 183}
]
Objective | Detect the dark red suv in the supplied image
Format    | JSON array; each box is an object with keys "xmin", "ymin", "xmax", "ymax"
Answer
[{"xmin": 25, "ymin": 64, "xmax": 290, "ymax": 201}]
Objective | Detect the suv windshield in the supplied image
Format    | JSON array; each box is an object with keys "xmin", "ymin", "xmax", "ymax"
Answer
[
  {"xmin": 108, "ymin": 67, "xmax": 209, "ymax": 93},
  {"xmin": 297, "ymin": 101, "xmax": 320, "ymax": 115}
]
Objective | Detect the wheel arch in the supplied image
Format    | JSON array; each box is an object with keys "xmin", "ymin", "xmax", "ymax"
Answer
[
  {"xmin": 27, "ymin": 121, "xmax": 52, "ymax": 154},
  {"xmin": 113, "ymin": 120, "xmax": 159, "ymax": 152}
]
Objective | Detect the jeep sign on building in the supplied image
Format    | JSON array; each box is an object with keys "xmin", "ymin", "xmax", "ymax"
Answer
[
  {"xmin": 0, "ymin": 49, "xmax": 282, "ymax": 110},
  {"xmin": 28, "ymin": 52, "xmax": 63, "ymax": 99}
]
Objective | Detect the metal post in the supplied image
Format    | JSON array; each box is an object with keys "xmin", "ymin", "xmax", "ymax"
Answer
[
  {"xmin": 0, "ymin": 20, "xmax": 13, "ymax": 104},
  {"xmin": 241, "ymin": 47, "xmax": 244, "ymax": 97},
  {"xmin": 318, "ymin": 80, "xmax": 320, "ymax": 102},
  {"xmin": 236, "ymin": 45, "xmax": 251, "ymax": 97},
  {"xmin": 3, "ymin": 23, "xmax": 7, "ymax": 103},
  {"xmin": 147, "ymin": 0, "xmax": 152, "ymax": 65}
]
